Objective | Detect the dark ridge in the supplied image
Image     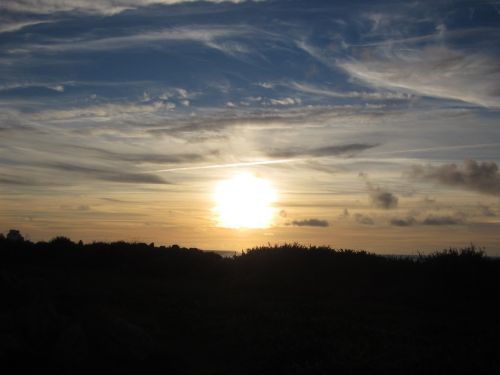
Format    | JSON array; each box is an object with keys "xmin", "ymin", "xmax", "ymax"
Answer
[{"xmin": 1, "ymin": 235, "xmax": 499, "ymax": 374}]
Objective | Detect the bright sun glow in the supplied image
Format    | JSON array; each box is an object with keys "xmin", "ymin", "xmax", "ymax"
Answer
[{"xmin": 214, "ymin": 172, "xmax": 277, "ymax": 229}]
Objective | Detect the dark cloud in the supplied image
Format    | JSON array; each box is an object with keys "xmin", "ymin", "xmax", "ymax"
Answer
[
  {"xmin": 0, "ymin": 158, "xmax": 169, "ymax": 186},
  {"xmin": 422, "ymin": 215, "xmax": 463, "ymax": 226},
  {"xmin": 100, "ymin": 197, "xmax": 141, "ymax": 204},
  {"xmin": 354, "ymin": 213, "xmax": 374, "ymax": 225},
  {"xmin": 120, "ymin": 153, "xmax": 204, "ymax": 164},
  {"xmin": 410, "ymin": 160, "xmax": 500, "ymax": 196},
  {"xmin": 148, "ymin": 112, "xmax": 296, "ymax": 138},
  {"xmin": 60, "ymin": 204, "xmax": 91, "ymax": 211},
  {"xmin": 291, "ymin": 218, "xmax": 329, "ymax": 227},
  {"xmin": 370, "ymin": 187, "xmax": 398, "ymax": 209},
  {"xmin": 0, "ymin": 174, "xmax": 39, "ymax": 186},
  {"xmin": 478, "ymin": 204, "xmax": 496, "ymax": 217},
  {"xmin": 339, "ymin": 208, "xmax": 350, "ymax": 219},
  {"xmin": 267, "ymin": 143, "xmax": 378, "ymax": 159},
  {"xmin": 72, "ymin": 145, "xmax": 206, "ymax": 164},
  {"xmin": 359, "ymin": 173, "xmax": 399, "ymax": 209},
  {"xmin": 390, "ymin": 217, "xmax": 416, "ymax": 227},
  {"xmin": 47, "ymin": 162, "xmax": 168, "ymax": 184}
]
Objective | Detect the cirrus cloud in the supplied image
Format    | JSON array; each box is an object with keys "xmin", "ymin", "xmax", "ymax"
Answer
[
  {"xmin": 338, "ymin": 46, "xmax": 500, "ymax": 108},
  {"xmin": 0, "ymin": 0, "xmax": 252, "ymax": 15}
]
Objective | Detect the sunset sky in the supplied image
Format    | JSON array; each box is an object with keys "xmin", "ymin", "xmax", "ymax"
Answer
[{"xmin": 1, "ymin": 0, "xmax": 500, "ymax": 253}]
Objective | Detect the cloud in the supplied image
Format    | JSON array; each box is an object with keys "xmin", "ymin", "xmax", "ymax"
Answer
[
  {"xmin": 291, "ymin": 218, "xmax": 329, "ymax": 227},
  {"xmin": 267, "ymin": 143, "xmax": 378, "ymax": 159},
  {"xmin": 288, "ymin": 82, "xmax": 411, "ymax": 101},
  {"xmin": 478, "ymin": 204, "xmax": 496, "ymax": 217},
  {"xmin": 0, "ymin": 19, "xmax": 53, "ymax": 33},
  {"xmin": 137, "ymin": 104, "xmax": 397, "ymax": 140},
  {"xmin": 70, "ymin": 145, "xmax": 206, "ymax": 165},
  {"xmin": 354, "ymin": 213, "xmax": 374, "ymax": 225},
  {"xmin": 390, "ymin": 217, "xmax": 416, "ymax": 227},
  {"xmin": 34, "ymin": 101, "xmax": 172, "ymax": 120},
  {"xmin": 14, "ymin": 25, "xmax": 258, "ymax": 56},
  {"xmin": 257, "ymin": 82, "xmax": 274, "ymax": 89},
  {"xmin": 422, "ymin": 215, "xmax": 463, "ymax": 226},
  {"xmin": 269, "ymin": 97, "xmax": 301, "ymax": 106},
  {"xmin": 0, "ymin": 0, "xmax": 250, "ymax": 15},
  {"xmin": 0, "ymin": 174, "xmax": 41, "ymax": 186},
  {"xmin": 0, "ymin": 82, "xmax": 65, "ymax": 92},
  {"xmin": 50, "ymin": 85, "xmax": 64, "ymax": 92},
  {"xmin": 410, "ymin": 160, "xmax": 500, "ymax": 196},
  {"xmin": 338, "ymin": 46, "xmax": 500, "ymax": 108},
  {"xmin": 60, "ymin": 204, "xmax": 91, "ymax": 211},
  {"xmin": 370, "ymin": 188, "xmax": 398, "ymax": 209},
  {"xmin": 46, "ymin": 162, "xmax": 168, "ymax": 184}
]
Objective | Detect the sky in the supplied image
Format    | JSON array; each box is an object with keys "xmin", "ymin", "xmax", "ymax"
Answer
[{"xmin": 1, "ymin": 0, "xmax": 500, "ymax": 254}]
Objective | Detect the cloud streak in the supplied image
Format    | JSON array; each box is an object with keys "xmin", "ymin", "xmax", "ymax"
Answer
[
  {"xmin": 422, "ymin": 215, "xmax": 463, "ymax": 226},
  {"xmin": 1, "ymin": 0, "xmax": 250, "ymax": 15},
  {"xmin": 0, "ymin": 19, "xmax": 53, "ymax": 34},
  {"xmin": 390, "ymin": 217, "xmax": 416, "ymax": 227},
  {"xmin": 38, "ymin": 162, "xmax": 169, "ymax": 185},
  {"xmin": 11, "ymin": 25, "xmax": 261, "ymax": 56},
  {"xmin": 338, "ymin": 46, "xmax": 500, "ymax": 108},
  {"xmin": 410, "ymin": 160, "xmax": 500, "ymax": 197},
  {"xmin": 291, "ymin": 218, "xmax": 329, "ymax": 227},
  {"xmin": 151, "ymin": 158, "xmax": 297, "ymax": 173},
  {"xmin": 267, "ymin": 143, "xmax": 378, "ymax": 159},
  {"xmin": 289, "ymin": 82, "xmax": 411, "ymax": 101}
]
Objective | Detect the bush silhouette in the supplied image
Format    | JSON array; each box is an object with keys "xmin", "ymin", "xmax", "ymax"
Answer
[{"xmin": 0, "ymin": 237, "xmax": 499, "ymax": 373}]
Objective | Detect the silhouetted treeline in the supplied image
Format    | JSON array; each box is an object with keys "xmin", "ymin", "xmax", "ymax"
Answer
[{"xmin": 1, "ymin": 236, "xmax": 499, "ymax": 374}]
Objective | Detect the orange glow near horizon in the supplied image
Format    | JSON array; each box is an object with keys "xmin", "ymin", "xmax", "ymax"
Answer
[{"xmin": 213, "ymin": 172, "xmax": 277, "ymax": 229}]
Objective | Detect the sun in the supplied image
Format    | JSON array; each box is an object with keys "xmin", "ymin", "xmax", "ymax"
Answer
[{"xmin": 213, "ymin": 172, "xmax": 277, "ymax": 229}]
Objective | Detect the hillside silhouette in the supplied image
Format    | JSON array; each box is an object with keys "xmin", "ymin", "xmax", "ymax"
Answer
[{"xmin": 1, "ymin": 234, "xmax": 499, "ymax": 374}]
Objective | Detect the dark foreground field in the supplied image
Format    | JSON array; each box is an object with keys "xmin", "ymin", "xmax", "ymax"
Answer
[{"xmin": 1, "ymin": 237, "xmax": 500, "ymax": 374}]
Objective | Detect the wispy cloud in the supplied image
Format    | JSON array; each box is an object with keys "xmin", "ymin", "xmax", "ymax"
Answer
[
  {"xmin": 1, "ymin": 0, "xmax": 251, "ymax": 15},
  {"xmin": 45, "ymin": 162, "xmax": 168, "ymax": 184},
  {"xmin": 338, "ymin": 46, "xmax": 500, "ymax": 108},
  {"xmin": 8, "ymin": 24, "xmax": 266, "ymax": 58},
  {"xmin": 56, "ymin": 144, "xmax": 207, "ymax": 165},
  {"xmin": 0, "ymin": 19, "xmax": 53, "ymax": 34},
  {"xmin": 288, "ymin": 81, "xmax": 411, "ymax": 101},
  {"xmin": 10, "ymin": 25, "xmax": 260, "ymax": 56},
  {"xmin": 150, "ymin": 158, "xmax": 296, "ymax": 173},
  {"xmin": 34, "ymin": 101, "xmax": 173, "ymax": 120},
  {"xmin": 0, "ymin": 82, "xmax": 64, "ymax": 92},
  {"xmin": 266, "ymin": 143, "xmax": 378, "ymax": 159},
  {"xmin": 0, "ymin": 174, "xmax": 46, "ymax": 186}
]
